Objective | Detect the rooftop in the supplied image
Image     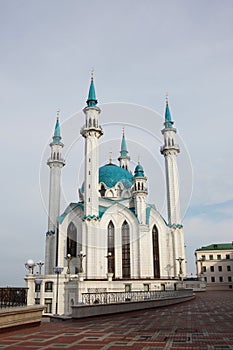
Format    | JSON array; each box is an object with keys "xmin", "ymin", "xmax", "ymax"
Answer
[{"xmin": 196, "ymin": 243, "xmax": 233, "ymax": 251}]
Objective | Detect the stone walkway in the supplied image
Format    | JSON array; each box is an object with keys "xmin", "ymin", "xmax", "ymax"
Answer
[{"xmin": 0, "ymin": 291, "xmax": 232, "ymax": 349}]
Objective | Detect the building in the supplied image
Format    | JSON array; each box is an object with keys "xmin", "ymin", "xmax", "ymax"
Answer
[
  {"xmin": 25, "ymin": 76, "xmax": 186, "ymax": 315},
  {"xmin": 195, "ymin": 243, "xmax": 233, "ymax": 290}
]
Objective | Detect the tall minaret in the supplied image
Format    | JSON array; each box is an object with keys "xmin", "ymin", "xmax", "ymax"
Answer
[
  {"xmin": 118, "ymin": 129, "xmax": 130, "ymax": 170},
  {"xmin": 133, "ymin": 163, "xmax": 148, "ymax": 224},
  {"xmin": 160, "ymin": 97, "xmax": 181, "ymax": 225},
  {"xmin": 160, "ymin": 97, "xmax": 186, "ymax": 277},
  {"xmin": 81, "ymin": 74, "xmax": 103, "ymax": 218},
  {"xmin": 45, "ymin": 111, "xmax": 65, "ymax": 274}
]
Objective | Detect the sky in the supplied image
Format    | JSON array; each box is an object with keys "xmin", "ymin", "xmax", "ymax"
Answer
[{"xmin": 0, "ymin": 0, "xmax": 233, "ymax": 286}]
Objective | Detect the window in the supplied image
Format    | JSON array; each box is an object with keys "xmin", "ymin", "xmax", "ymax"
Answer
[
  {"xmin": 44, "ymin": 298, "xmax": 52, "ymax": 313},
  {"xmin": 45, "ymin": 281, "xmax": 53, "ymax": 292},
  {"xmin": 122, "ymin": 221, "xmax": 130, "ymax": 278},
  {"xmin": 210, "ymin": 266, "xmax": 214, "ymax": 272},
  {"xmin": 144, "ymin": 284, "xmax": 150, "ymax": 292},
  {"xmin": 217, "ymin": 254, "xmax": 221, "ymax": 260},
  {"xmin": 228, "ymin": 276, "xmax": 232, "ymax": 282},
  {"xmin": 67, "ymin": 222, "xmax": 77, "ymax": 257},
  {"xmin": 107, "ymin": 221, "xmax": 115, "ymax": 276},
  {"xmin": 227, "ymin": 265, "xmax": 231, "ymax": 271},
  {"xmin": 201, "ymin": 255, "xmax": 206, "ymax": 261},
  {"xmin": 209, "ymin": 255, "xmax": 213, "ymax": 260},
  {"xmin": 211, "ymin": 277, "xmax": 215, "ymax": 282},
  {"xmin": 35, "ymin": 283, "xmax": 41, "ymax": 292},
  {"xmin": 35, "ymin": 298, "xmax": 40, "ymax": 305},
  {"xmin": 100, "ymin": 184, "xmax": 106, "ymax": 197},
  {"xmin": 219, "ymin": 276, "xmax": 223, "ymax": 282},
  {"xmin": 204, "ymin": 277, "xmax": 207, "ymax": 282},
  {"xmin": 218, "ymin": 266, "xmax": 222, "ymax": 272},
  {"xmin": 226, "ymin": 254, "xmax": 230, "ymax": 259},
  {"xmin": 152, "ymin": 225, "xmax": 160, "ymax": 278},
  {"xmin": 203, "ymin": 266, "xmax": 207, "ymax": 272}
]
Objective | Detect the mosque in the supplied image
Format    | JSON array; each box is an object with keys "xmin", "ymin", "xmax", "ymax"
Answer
[{"xmin": 25, "ymin": 76, "xmax": 186, "ymax": 315}]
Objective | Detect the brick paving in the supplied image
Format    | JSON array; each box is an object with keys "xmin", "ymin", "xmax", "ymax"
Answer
[{"xmin": 0, "ymin": 291, "xmax": 232, "ymax": 349}]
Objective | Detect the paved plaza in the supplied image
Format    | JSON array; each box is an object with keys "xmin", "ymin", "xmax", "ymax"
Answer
[{"xmin": 0, "ymin": 291, "xmax": 232, "ymax": 349}]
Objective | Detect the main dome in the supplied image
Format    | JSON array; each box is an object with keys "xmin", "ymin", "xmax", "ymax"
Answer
[{"xmin": 99, "ymin": 163, "xmax": 133, "ymax": 189}]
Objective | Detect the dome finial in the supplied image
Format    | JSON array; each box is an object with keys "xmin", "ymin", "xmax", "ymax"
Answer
[
  {"xmin": 109, "ymin": 151, "xmax": 112, "ymax": 164},
  {"xmin": 91, "ymin": 67, "xmax": 94, "ymax": 81},
  {"xmin": 56, "ymin": 108, "xmax": 60, "ymax": 121},
  {"xmin": 166, "ymin": 92, "xmax": 169, "ymax": 105}
]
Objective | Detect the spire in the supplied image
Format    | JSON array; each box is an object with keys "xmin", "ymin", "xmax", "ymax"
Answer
[
  {"xmin": 120, "ymin": 128, "xmax": 128, "ymax": 157},
  {"xmin": 118, "ymin": 128, "xmax": 130, "ymax": 169},
  {"xmin": 52, "ymin": 110, "xmax": 62, "ymax": 144},
  {"xmin": 164, "ymin": 94, "xmax": 174, "ymax": 128},
  {"xmin": 86, "ymin": 69, "xmax": 98, "ymax": 107}
]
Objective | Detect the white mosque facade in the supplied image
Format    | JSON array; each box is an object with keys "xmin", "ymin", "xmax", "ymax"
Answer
[{"xmin": 25, "ymin": 77, "xmax": 186, "ymax": 315}]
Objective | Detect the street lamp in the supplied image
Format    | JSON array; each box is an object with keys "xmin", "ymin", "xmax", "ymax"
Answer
[
  {"xmin": 54, "ymin": 266, "xmax": 63, "ymax": 315},
  {"xmin": 37, "ymin": 261, "xmax": 44, "ymax": 275},
  {"xmin": 78, "ymin": 251, "xmax": 86, "ymax": 273},
  {"xmin": 105, "ymin": 252, "xmax": 113, "ymax": 273},
  {"xmin": 25, "ymin": 259, "xmax": 36, "ymax": 274},
  {"xmin": 64, "ymin": 254, "xmax": 72, "ymax": 274},
  {"xmin": 198, "ymin": 255, "xmax": 205, "ymax": 279},
  {"xmin": 176, "ymin": 257, "xmax": 184, "ymax": 280},
  {"xmin": 34, "ymin": 278, "xmax": 42, "ymax": 304}
]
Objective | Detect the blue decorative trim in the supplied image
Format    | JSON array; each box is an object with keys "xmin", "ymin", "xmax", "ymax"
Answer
[
  {"xmin": 168, "ymin": 224, "xmax": 183, "ymax": 229},
  {"xmin": 46, "ymin": 230, "xmax": 55, "ymax": 236}
]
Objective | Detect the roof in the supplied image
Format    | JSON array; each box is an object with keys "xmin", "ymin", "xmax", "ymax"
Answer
[
  {"xmin": 196, "ymin": 243, "xmax": 233, "ymax": 251},
  {"xmin": 99, "ymin": 163, "xmax": 133, "ymax": 189},
  {"xmin": 134, "ymin": 164, "xmax": 145, "ymax": 178}
]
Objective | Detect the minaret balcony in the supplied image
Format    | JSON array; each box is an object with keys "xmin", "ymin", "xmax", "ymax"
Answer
[
  {"xmin": 160, "ymin": 144, "xmax": 180, "ymax": 154},
  {"xmin": 47, "ymin": 158, "xmax": 65, "ymax": 166}
]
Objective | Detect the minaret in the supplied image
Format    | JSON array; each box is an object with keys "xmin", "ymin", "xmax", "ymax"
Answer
[
  {"xmin": 81, "ymin": 73, "xmax": 103, "ymax": 218},
  {"xmin": 118, "ymin": 128, "xmax": 130, "ymax": 170},
  {"xmin": 45, "ymin": 111, "xmax": 65, "ymax": 274},
  {"xmin": 133, "ymin": 163, "xmax": 148, "ymax": 224},
  {"xmin": 160, "ymin": 97, "xmax": 186, "ymax": 278},
  {"xmin": 160, "ymin": 97, "xmax": 181, "ymax": 225}
]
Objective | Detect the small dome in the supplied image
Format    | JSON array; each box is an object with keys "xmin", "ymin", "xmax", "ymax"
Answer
[
  {"xmin": 99, "ymin": 164, "xmax": 133, "ymax": 189},
  {"xmin": 134, "ymin": 164, "xmax": 145, "ymax": 177}
]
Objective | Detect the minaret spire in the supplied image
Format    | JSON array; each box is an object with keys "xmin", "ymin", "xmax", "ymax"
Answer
[
  {"xmin": 86, "ymin": 68, "xmax": 98, "ymax": 107},
  {"xmin": 118, "ymin": 128, "xmax": 130, "ymax": 170}
]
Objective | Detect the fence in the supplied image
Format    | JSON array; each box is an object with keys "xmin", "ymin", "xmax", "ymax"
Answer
[
  {"xmin": 0, "ymin": 287, "xmax": 28, "ymax": 308},
  {"xmin": 82, "ymin": 289, "xmax": 193, "ymax": 305}
]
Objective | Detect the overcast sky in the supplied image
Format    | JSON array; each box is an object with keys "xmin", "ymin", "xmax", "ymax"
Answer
[{"xmin": 1, "ymin": 0, "xmax": 233, "ymax": 286}]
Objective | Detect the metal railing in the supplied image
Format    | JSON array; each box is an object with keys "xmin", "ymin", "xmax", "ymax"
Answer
[
  {"xmin": 82, "ymin": 289, "xmax": 193, "ymax": 305},
  {"xmin": 0, "ymin": 287, "xmax": 28, "ymax": 308}
]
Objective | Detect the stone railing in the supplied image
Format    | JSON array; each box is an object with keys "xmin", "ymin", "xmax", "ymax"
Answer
[{"xmin": 82, "ymin": 289, "xmax": 193, "ymax": 305}]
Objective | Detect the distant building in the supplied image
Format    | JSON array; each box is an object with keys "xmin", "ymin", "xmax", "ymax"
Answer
[
  {"xmin": 25, "ymin": 76, "xmax": 186, "ymax": 315},
  {"xmin": 195, "ymin": 243, "xmax": 233, "ymax": 290}
]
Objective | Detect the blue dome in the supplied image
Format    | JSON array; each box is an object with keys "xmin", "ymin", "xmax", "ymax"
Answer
[
  {"xmin": 134, "ymin": 164, "xmax": 145, "ymax": 177},
  {"xmin": 99, "ymin": 164, "xmax": 133, "ymax": 189}
]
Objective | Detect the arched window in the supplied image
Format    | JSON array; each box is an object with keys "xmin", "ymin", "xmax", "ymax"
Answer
[
  {"xmin": 107, "ymin": 221, "xmax": 115, "ymax": 276},
  {"xmin": 57, "ymin": 152, "xmax": 59, "ymax": 160},
  {"xmin": 89, "ymin": 118, "xmax": 92, "ymax": 127},
  {"xmin": 67, "ymin": 222, "xmax": 77, "ymax": 257},
  {"xmin": 122, "ymin": 221, "xmax": 130, "ymax": 278},
  {"xmin": 152, "ymin": 225, "xmax": 160, "ymax": 278},
  {"xmin": 99, "ymin": 184, "xmax": 106, "ymax": 197},
  {"xmin": 116, "ymin": 184, "xmax": 121, "ymax": 197}
]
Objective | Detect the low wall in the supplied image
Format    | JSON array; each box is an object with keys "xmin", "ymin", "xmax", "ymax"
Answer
[
  {"xmin": 0, "ymin": 305, "xmax": 45, "ymax": 331},
  {"xmin": 72, "ymin": 293, "xmax": 195, "ymax": 319}
]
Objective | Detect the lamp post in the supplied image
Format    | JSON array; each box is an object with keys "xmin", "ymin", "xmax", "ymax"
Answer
[
  {"xmin": 78, "ymin": 251, "xmax": 86, "ymax": 273},
  {"xmin": 54, "ymin": 266, "xmax": 63, "ymax": 315},
  {"xmin": 37, "ymin": 261, "xmax": 44, "ymax": 275},
  {"xmin": 34, "ymin": 278, "xmax": 42, "ymax": 304},
  {"xmin": 105, "ymin": 252, "xmax": 113, "ymax": 273},
  {"xmin": 25, "ymin": 259, "xmax": 36, "ymax": 274},
  {"xmin": 176, "ymin": 257, "xmax": 184, "ymax": 280},
  {"xmin": 64, "ymin": 254, "xmax": 72, "ymax": 274},
  {"xmin": 198, "ymin": 255, "xmax": 205, "ymax": 280}
]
